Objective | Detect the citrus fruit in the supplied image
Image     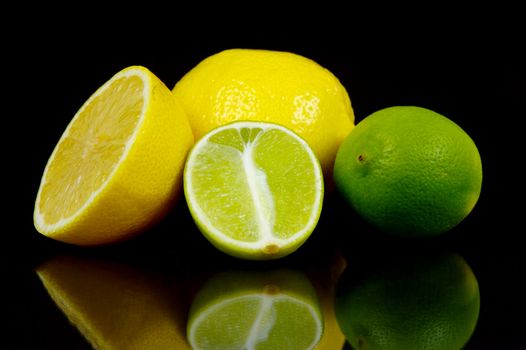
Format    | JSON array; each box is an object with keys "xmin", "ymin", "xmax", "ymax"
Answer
[
  {"xmin": 305, "ymin": 250, "xmax": 348, "ymax": 350},
  {"xmin": 184, "ymin": 121, "xmax": 324, "ymax": 260},
  {"xmin": 34, "ymin": 66, "xmax": 194, "ymax": 245},
  {"xmin": 37, "ymin": 256, "xmax": 191, "ymax": 349},
  {"xmin": 186, "ymin": 269, "xmax": 323, "ymax": 350},
  {"xmin": 335, "ymin": 250, "xmax": 480, "ymax": 350},
  {"xmin": 172, "ymin": 48, "xmax": 354, "ymax": 175},
  {"xmin": 333, "ymin": 106, "xmax": 482, "ymax": 236}
]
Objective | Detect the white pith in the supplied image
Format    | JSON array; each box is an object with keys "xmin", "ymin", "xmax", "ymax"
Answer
[
  {"xmin": 34, "ymin": 67, "xmax": 151, "ymax": 233},
  {"xmin": 241, "ymin": 134, "xmax": 274, "ymax": 243}
]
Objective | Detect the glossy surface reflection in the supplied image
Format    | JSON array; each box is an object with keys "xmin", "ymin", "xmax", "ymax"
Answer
[
  {"xmin": 335, "ymin": 250, "xmax": 480, "ymax": 350},
  {"xmin": 35, "ymin": 239, "xmax": 484, "ymax": 350},
  {"xmin": 33, "ymin": 238, "xmax": 486, "ymax": 349},
  {"xmin": 37, "ymin": 256, "xmax": 191, "ymax": 349},
  {"xmin": 187, "ymin": 269, "xmax": 322, "ymax": 349},
  {"xmin": 34, "ymin": 235, "xmax": 348, "ymax": 350}
]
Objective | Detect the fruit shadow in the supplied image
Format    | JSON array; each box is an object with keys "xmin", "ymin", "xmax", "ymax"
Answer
[{"xmin": 322, "ymin": 192, "xmax": 466, "ymax": 265}]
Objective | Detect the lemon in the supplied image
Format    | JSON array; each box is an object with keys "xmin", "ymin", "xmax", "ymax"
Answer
[
  {"xmin": 34, "ymin": 66, "xmax": 194, "ymax": 245},
  {"xmin": 334, "ymin": 106, "xmax": 482, "ymax": 236},
  {"xmin": 306, "ymin": 251, "xmax": 348, "ymax": 350},
  {"xmin": 173, "ymin": 48, "xmax": 354, "ymax": 175},
  {"xmin": 36, "ymin": 256, "xmax": 191, "ymax": 349},
  {"xmin": 335, "ymin": 250, "xmax": 480, "ymax": 350},
  {"xmin": 184, "ymin": 121, "xmax": 324, "ymax": 260},
  {"xmin": 186, "ymin": 269, "xmax": 323, "ymax": 350}
]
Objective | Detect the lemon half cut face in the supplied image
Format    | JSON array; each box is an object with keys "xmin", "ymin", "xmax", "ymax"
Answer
[{"xmin": 34, "ymin": 66, "xmax": 194, "ymax": 245}]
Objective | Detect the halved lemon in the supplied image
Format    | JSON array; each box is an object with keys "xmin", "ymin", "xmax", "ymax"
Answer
[
  {"xmin": 34, "ymin": 66, "xmax": 194, "ymax": 245},
  {"xmin": 184, "ymin": 121, "xmax": 324, "ymax": 260}
]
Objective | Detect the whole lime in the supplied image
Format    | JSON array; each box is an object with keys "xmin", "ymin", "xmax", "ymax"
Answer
[
  {"xmin": 335, "ymin": 251, "xmax": 480, "ymax": 350},
  {"xmin": 333, "ymin": 106, "xmax": 482, "ymax": 237}
]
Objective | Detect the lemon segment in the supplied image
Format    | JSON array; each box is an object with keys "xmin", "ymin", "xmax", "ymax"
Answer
[
  {"xmin": 184, "ymin": 121, "xmax": 323, "ymax": 260},
  {"xmin": 34, "ymin": 66, "xmax": 194, "ymax": 245}
]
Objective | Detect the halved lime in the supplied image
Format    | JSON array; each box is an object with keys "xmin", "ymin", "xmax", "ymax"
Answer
[
  {"xmin": 187, "ymin": 269, "xmax": 323, "ymax": 350},
  {"xmin": 184, "ymin": 121, "xmax": 324, "ymax": 260}
]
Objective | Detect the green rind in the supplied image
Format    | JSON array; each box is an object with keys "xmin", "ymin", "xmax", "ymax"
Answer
[{"xmin": 334, "ymin": 106, "xmax": 482, "ymax": 237}]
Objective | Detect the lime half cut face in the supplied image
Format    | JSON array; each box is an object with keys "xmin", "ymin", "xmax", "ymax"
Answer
[{"xmin": 184, "ymin": 121, "xmax": 324, "ymax": 260}]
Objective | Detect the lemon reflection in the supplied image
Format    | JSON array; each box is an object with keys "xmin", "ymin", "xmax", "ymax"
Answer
[
  {"xmin": 335, "ymin": 250, "xmax": 480, "ymax": 350},
  {"xmin": 36, "ymin": 256, "xmax": 191, "ymax": 350},
  {"xmin": 187, "ymin": 269, "xmax": 332, "ymax": 350},
  {"xmin": 305, "ymin": 251, "xmax": 347, "ymax": 350}
]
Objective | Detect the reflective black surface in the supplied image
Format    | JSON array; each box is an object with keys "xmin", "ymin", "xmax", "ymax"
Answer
[
  {"xmin": 8, "ymin": 34, "xmax": 524, "ymax": 349},
  {"xmin": 7, "ymin": 192, "xmax": 526, "ymax": 349}
]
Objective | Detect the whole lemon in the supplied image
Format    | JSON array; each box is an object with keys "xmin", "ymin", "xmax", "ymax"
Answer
[
  {"xmin": 333, "ymin": 106, "xmax": 482, "ymax": 237},
  {"xmin": 172, "ymin": 49, "xmax": 354, "ymax": 174}
]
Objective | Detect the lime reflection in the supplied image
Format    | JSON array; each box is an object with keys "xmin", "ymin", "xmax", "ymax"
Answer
[
  {"xmin": 335, "ymin": 250, "xmax": 480, "ymax": 350},
  {"xmin": 187, "ymin": 269, "xmax": 325, "ymax": 350},
  {"xmin": 36, "ymin": 255, "xmax": 191, "ymax": 350}
]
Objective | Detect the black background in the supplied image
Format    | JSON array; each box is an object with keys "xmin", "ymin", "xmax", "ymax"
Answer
[{"xmin": 5, "ymin": 19, "xmax": 525, "ymax": 349}]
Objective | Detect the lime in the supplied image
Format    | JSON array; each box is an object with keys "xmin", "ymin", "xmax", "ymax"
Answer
[
  {"xmin": 36, "ymin": 256, "xmax": 191, "ymax": 349},
  {"xmin": 184, "ymin": 121, "xmax": 324, "ymax": 260},
  {"xmin": 173, "ymin": 48, "xmax": 355, "ymax": 175},
  {"xmin": 187, "ymin": 269, "xmax": 323, "ymax": 350},
  {"xmin": 34, "ymin": 66, "xmax": 194, "ymax": 245},
  {"xmin": 333, "ymin": 106, "xmax": 482, "ymax": 236},
  {"xmin": 335, "ymin": 251, "xmax": 480, "ymax": 350}
]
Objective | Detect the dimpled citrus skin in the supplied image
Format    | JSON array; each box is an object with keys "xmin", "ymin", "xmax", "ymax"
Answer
[
  {"xmin": 334, "ymin": 106, "xmax": 482, "ymax": 237},
  {"xmin": 172, "ymin": 49, "xmax": 354, "ymax": 175}
]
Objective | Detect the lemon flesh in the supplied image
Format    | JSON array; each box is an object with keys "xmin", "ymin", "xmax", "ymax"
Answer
[
  {"xmin": 38, "ymin": 76, "xmax": 143, "ymax": 225},
  {"xmin": 184, "ymin": 121, "xmax": 323, "ymax": 260},
  {"xmin": 34, "ymin": 66, "xmax": 194, "ymax": 245}
]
